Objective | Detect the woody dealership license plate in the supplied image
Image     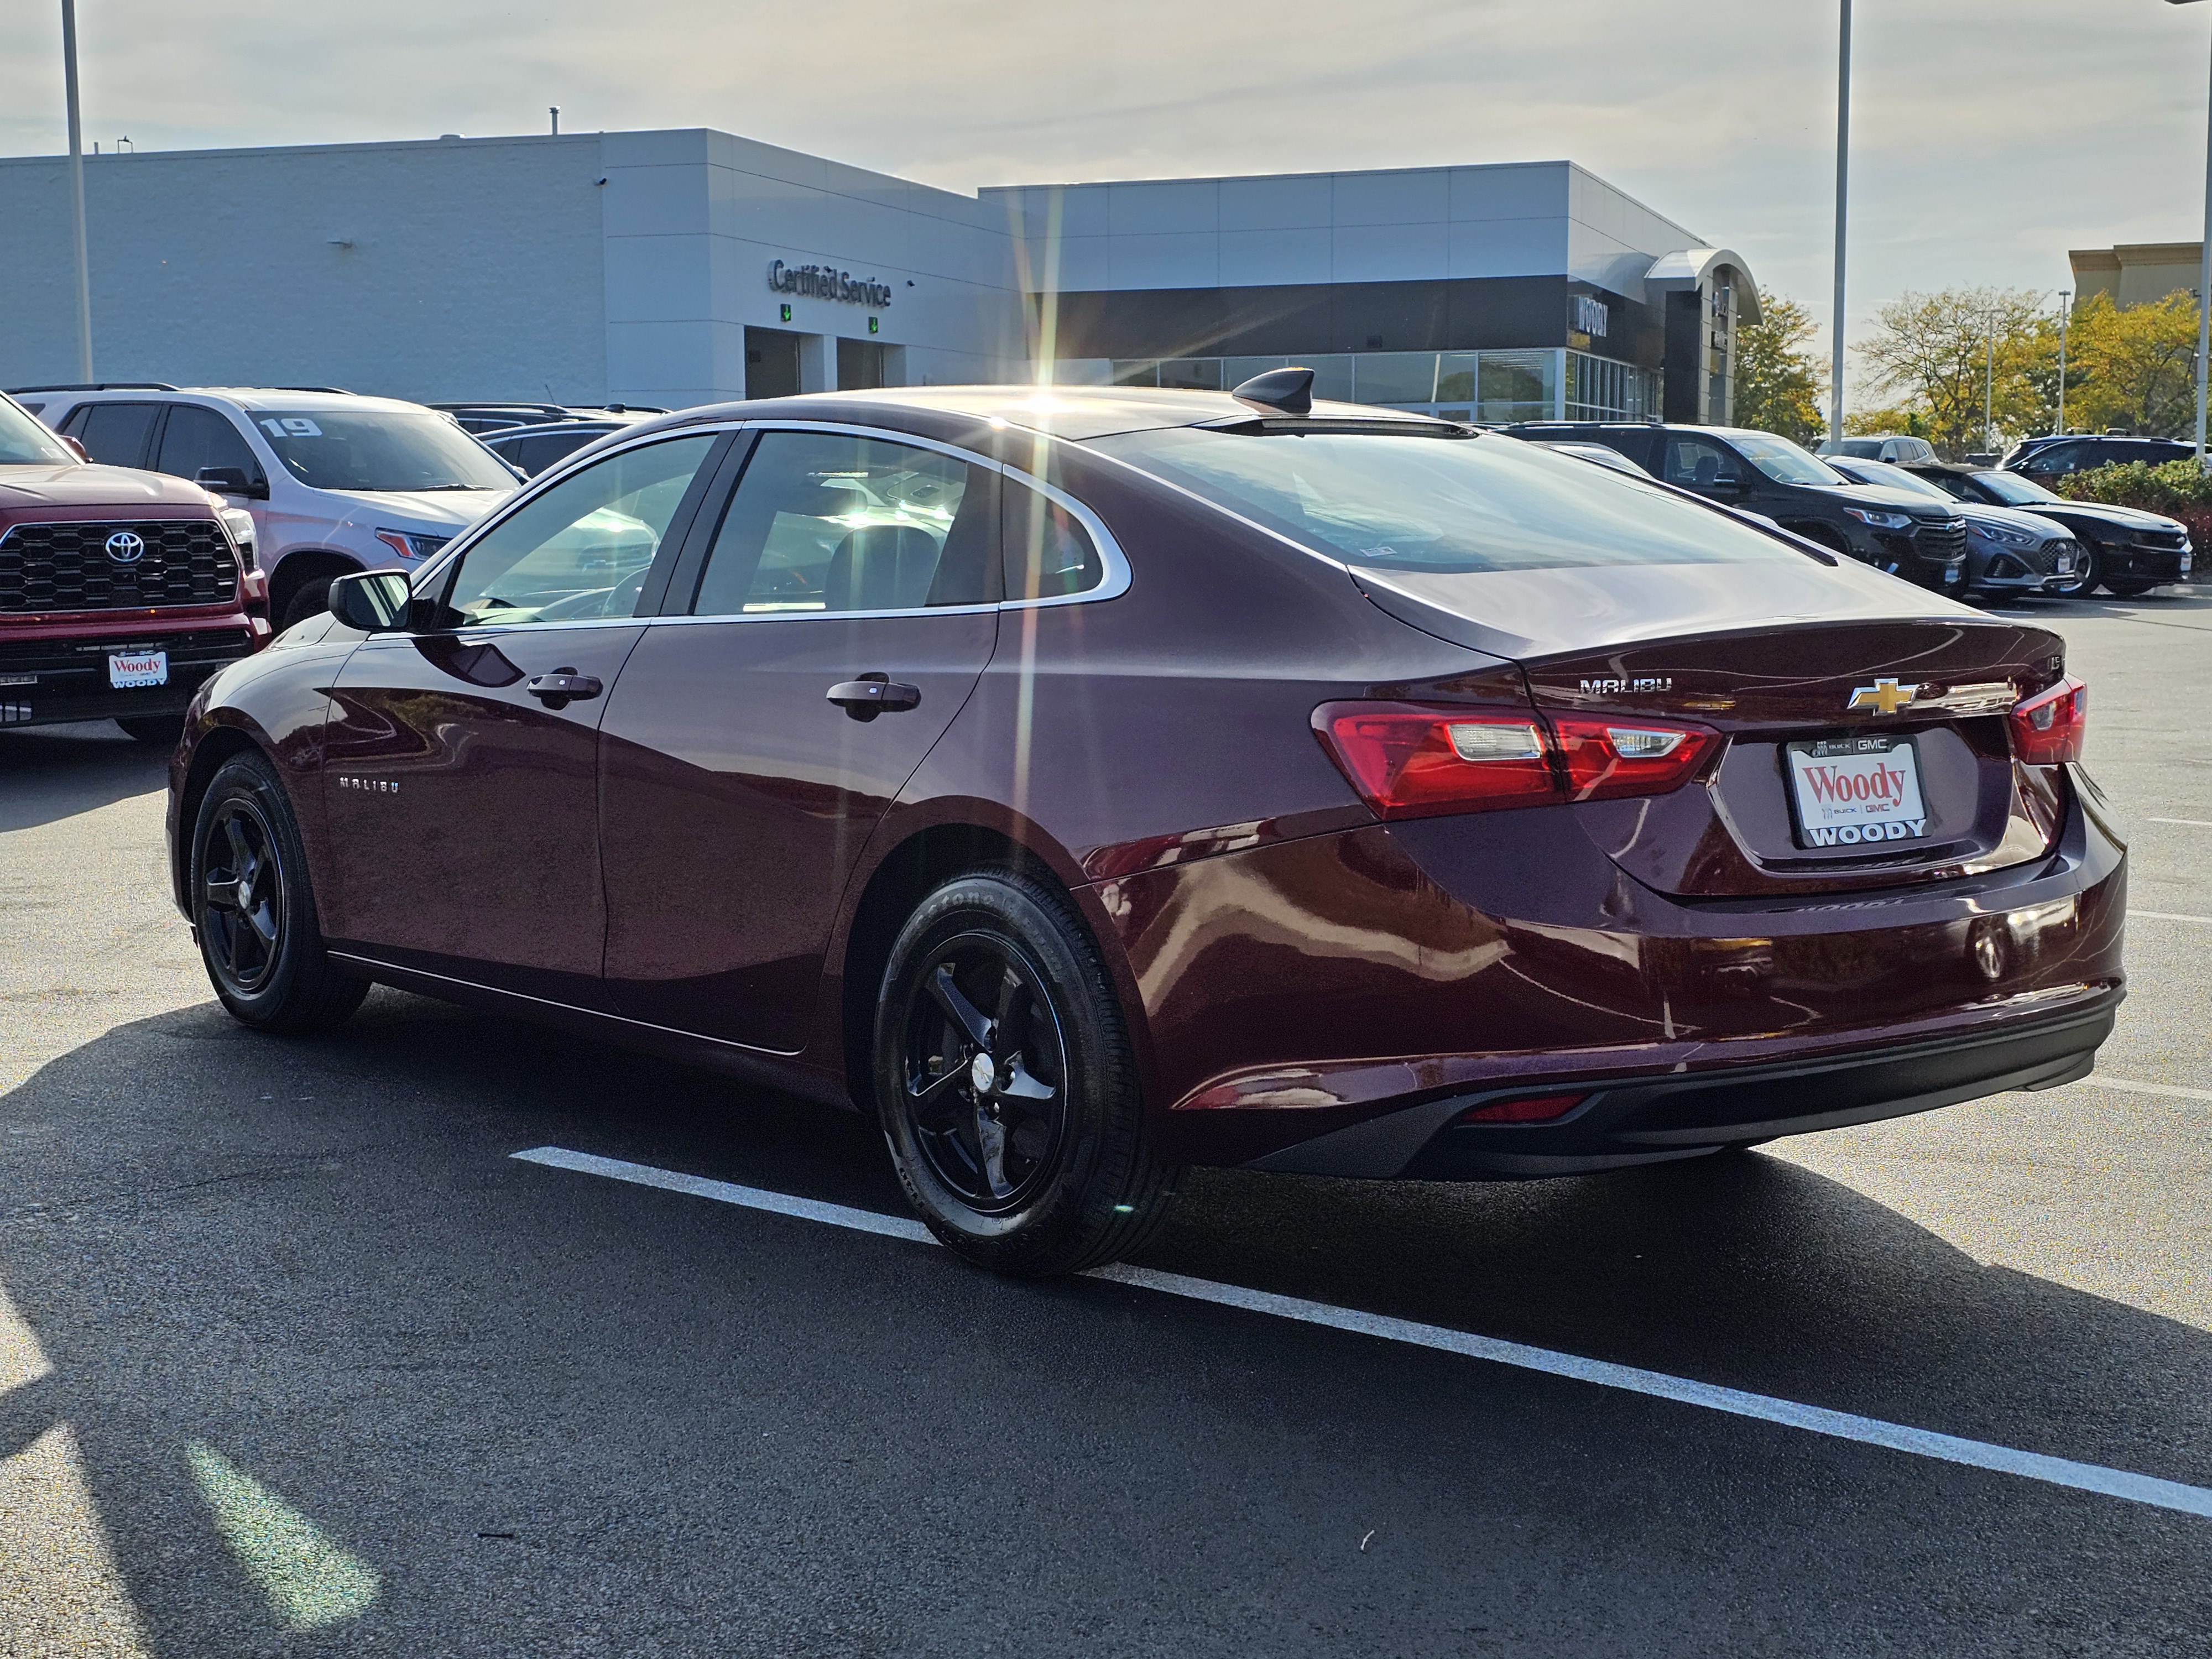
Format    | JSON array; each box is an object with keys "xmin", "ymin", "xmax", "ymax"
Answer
[
  {"xmin": 1785, "ymin": 734, "xmax": 1928, "ymax": 848},
  {"xmin": 108, "ymin": 650, "xmax": 167, "ymax": 689}
]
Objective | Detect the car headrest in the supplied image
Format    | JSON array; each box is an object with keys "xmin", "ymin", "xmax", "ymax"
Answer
[
  {"xmin": 825, "ymin": 525, "xmax": 941, "ymax": 613},
  {"xmin": 1694, "ymin": 456, "xmax": 1719, "ymax": 485}
]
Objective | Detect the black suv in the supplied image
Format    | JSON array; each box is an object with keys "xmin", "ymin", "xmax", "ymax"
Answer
[
  {"xmin": 1504, "ymin": 422, "xmax": 1967, "ymax": 593},
  {"xmin": 2006, "ymin": 434, "xmax": 2194, "ymax": 482}
]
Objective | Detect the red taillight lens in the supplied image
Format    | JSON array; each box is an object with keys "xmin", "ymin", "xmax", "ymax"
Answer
[
  {"xmin": 1313, "ymin": 702, "xmax": 1716, "ymax": 821},
  {"xmin": 1458, "ymin": 1093, "xmax": 1585, "ymax": 1124},
  {"xmin": 1313, "ymin": 705, "xmax": 1557, "ymax": 819},
  {"xmin": 1547, "ymin": 718, "xmax": 1718, "ymax": 802},
  {"xmin": 2009, "ymin": 675, "xmax": 2087, "ymax": 765}
]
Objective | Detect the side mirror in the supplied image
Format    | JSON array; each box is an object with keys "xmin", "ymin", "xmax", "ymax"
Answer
[
  {"xmin": 60, "ymin": 435, "xmax": 90, "ymax": 462},
  {"xmin": 197, "ymin": 465, "xmax": 270, "ymax": 499},
  {"xmin": 328, "ymin": 568, "xmax": 415, "ymax": 632}
]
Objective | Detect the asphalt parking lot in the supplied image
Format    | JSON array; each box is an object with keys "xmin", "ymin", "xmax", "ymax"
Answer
[{"xmin": 3, "ymin": 591, "xmax": 2209, "ymax": 1658}]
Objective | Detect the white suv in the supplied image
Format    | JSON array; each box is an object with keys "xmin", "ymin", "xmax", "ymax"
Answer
[{"xmin": 21, "ymin": 386, "xmax": 519, "ymax": 628}]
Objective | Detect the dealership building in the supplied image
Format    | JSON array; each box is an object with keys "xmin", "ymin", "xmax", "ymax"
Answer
[{"xmin": 0, "ymin": 128, "xmax": 1756, "ymax": 425}]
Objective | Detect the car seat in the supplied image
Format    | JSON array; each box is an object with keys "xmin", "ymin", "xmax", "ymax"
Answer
[{"xmin": 823, "ymin": 525, "xmax": 942, "ymax": 612}]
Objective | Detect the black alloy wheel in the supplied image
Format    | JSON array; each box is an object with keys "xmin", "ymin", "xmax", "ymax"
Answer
[
  {"xmin": 901, "ymin": 934, "xmax": 1068, "ymax": 1213},
  {"xmin": 191, "ymin": 752, "xmax": 368, "ymax": 1032},
  {"xmin": 875, "ymin": 868, "xmax": 1178, "ymax": 1276},
  {"xmin": 201, "ymin": 794, "xmax": 286, "ymax": 994},
  {"xmin": 2046, "ymin": 536, "xmax": 2101, "ymax": 600}
]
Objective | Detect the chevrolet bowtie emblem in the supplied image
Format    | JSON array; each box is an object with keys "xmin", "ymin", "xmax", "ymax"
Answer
[{"xmin": 1847, "ymin": 677, "xmax": 1921, "ymax": 715}]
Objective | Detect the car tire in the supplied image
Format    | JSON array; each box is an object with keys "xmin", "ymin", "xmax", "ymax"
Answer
[
  {"xmin": 190, "ymin": 750, "xmax": 368, "ymax": 1035},
  {"xmin": 2101, "ymin": 577, "xmax": 2159, "ymax": 598},
  {"xmin": 2046, "ymin": 538, "xmax": 2100, "ymax": 599},
  {"xmin": 280, "ymin": 577, "xmax": 334, "ymax": 631},
  {"xmin": 117, "ymin": 713, "xmax": 185, "ymax": 747},
  {"xmin": 875, "ymin": 867, "xmax": 1178, "ymax": 1277}
]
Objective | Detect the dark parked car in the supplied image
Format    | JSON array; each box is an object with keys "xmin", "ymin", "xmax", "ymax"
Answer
[
  {"xmin": 1905, "ymin": 463, "xmax": 2192, "ymax": 598},
  {"xmin": 429, "ymin": 401, "xmax": 669, "ymax": 437},
  {"xmin": 1825, "ymin": 456, "xmax": 2079, "ymax": 599},
  {"xmin": 168, "ymin": 380, "xmax": 2124, "ymax": 1277},
  {"xmin": 1505, "ymin": 421, "xmax": 1968, "ymax": 593},
  {"xmin": 481, "ymin": 417, "xmax": 649, "ymax": 477},
  {"xmin": 2006, "ymin": 434, "xmax": 2194, "ymax": 482},
  {"xmin": 0, "ymin": 389, "xmax": 265, "ymax": 743}
]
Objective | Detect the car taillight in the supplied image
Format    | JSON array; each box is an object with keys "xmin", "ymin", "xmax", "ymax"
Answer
[
  {"xmin": 1312, "ymin": 703, "xmax": 1715, "ymax": 820},
  {"xmin": 2009, "ymin": 675, "xmax": 2087, "ymax": 765}
]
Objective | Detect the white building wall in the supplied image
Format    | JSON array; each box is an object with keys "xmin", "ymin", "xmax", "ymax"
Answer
[
  {"xmin": 0, "ymin": 135, "xmax": 611, "ymax": 401},
  {"xmin": 987, "ymin": 161, "xmax": 1704, "ymax": 302}
]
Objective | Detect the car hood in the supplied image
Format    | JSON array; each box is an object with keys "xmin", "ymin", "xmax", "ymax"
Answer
[
  {"xmin": 2016, "ymin": 496, "xmax": 2184, "ymax": 533},
  {"xmin": 321, "ymin": 487, "xmax": 513, "ymax": 530},
  {"xmin": 1353, "ymin": 554, "xmax": 1975, "ymax": 662},
  {"xmin": 1958, "ymin": 503, "xmax": 2070, "ymax": 539},
  {"xmin": 0, "ymin": 462, "xmax": 217, "ymax": 510},
  {"xmin": 1807, "ymin": 482, "xmax": 1957, "ymax": 517}
]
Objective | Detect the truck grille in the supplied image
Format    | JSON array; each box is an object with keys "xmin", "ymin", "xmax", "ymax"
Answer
[{"xmin": 0, "ymin": 519, "xmax": 237, "ymax": 614}]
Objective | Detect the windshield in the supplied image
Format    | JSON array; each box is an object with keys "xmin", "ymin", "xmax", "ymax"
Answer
[
  {"xmin": 1731, "ymin": 432, "xmax": 1847, "ymax": 486},
  {"xmin": 1975, "ymin": 470, "xmax": 2065, "ymax": 506},
  {"xmin": 1088, "ymin": 427, "xmax": 1807, "ymax": 575},
  {"xmin": 1841, "ymin": 458, "xmax": 1950, "ymax": 499},
  {"xmin": 250, "ymin": 409, "xmax": 516, "ymax": 492},
  {"xmin": 0, "ymin": 397, "xmax": 74, "ymax": 465}
]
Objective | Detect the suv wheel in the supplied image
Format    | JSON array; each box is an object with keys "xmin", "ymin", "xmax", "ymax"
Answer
[
  {"xmin": 280, "ymin": 577, "xmax": 335, "ymax": 630},
  {"xmin": 191, "ymin": 751, "xmax": 368, "ymax": 1034},
  {"xmin": 875, "ymin": 868, "xmax": 1177, "ymax": 1277}
]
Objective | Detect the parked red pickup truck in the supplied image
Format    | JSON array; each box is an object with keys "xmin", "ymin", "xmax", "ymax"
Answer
[{"xmin": 1, "ymin": 390, "xmax": 266, "ymax": 744}]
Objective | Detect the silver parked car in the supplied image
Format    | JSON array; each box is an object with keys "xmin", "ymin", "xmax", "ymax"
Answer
[{"xmin": 1827, "ymin": 456, "xmax": 2078, "ymax": 598}]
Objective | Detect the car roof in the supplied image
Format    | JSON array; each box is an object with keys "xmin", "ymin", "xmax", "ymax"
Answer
[
  {"xmin": 648, "ymin": 385, "xmax": 1463, "ymax": 442},
  {"xmin": 49, "ymin": 385, "xmax": 440, "ymax": 415}
]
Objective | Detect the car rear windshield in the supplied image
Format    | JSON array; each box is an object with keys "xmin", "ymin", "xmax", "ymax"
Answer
[
  {"xmin": 1086, "ymin": 427, "xmax": 1805, "ymax": 575},
  {"xmin": 0, "ymin": 398, "xmax": 72, "ymax": 465},
  {"xmin": 249, "ymin": 410, "xmax": 515, "ymax": 493}
]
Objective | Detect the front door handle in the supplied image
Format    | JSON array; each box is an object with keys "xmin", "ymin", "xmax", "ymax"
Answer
[
  {"xmin": 526, "ymin": 668, "xmax": 602, "ymax": 710},
  {"xmin": 827, "ymin": 677, "xmax": 921, "ymax": 722}
]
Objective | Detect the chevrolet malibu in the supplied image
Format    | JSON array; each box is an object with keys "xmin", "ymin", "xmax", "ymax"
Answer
[{"xmin": 166, "ymin": 376, "xmax": 2125, "ymax": 1276}]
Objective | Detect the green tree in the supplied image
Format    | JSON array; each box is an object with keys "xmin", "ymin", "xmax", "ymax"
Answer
[
  {"xmin": 2063, "ymin": 290, "xmax": 2199, "ymax": 437},
  {"xmin": 1854, "ymin": 288, "xmax": 2054, "ymax": 458},
  {"xmin": 1731, "ymin": 293, "xmax": 1827, "ymax": 444}
]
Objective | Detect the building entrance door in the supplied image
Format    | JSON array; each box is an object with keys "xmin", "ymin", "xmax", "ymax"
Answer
[{"xmin": 744, "ymin": 327, "xmax": 802, "ymax": 399}]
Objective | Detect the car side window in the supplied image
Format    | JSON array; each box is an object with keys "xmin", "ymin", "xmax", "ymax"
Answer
[
  {"xmin": 1662, "ymin": 435, "xmax": 1740, "ymax": 491},
  {"xmin": 71, "ymin": 402, "xmax": 160, "ymax": 467},
  {"xmin": 434, "ymin": 434, "xmax": 719, "ymax": 628},
  {"xmin": 690, "ymin": 430, "xmax": 999, "ymax": 616},
  {"xmin": 1004, "ymin": 479, "xmax": 1105, "ymax": 601},
  {"xmin": 155, "ymin": 405, "xmax": 263, "ymax": 487},
  {"xmin": 2026, "ymin": 442, "xmax": 2082, "ymax": 474}
]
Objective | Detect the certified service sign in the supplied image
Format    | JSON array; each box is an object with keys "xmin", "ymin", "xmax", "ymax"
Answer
[{"xmin": 768, "ymin": 259, "xmax": 893, "ymax": 309}]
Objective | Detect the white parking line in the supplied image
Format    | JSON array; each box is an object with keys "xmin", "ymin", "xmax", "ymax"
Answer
[
  {"xmin": 2075, "ymin": 1076, "xmax": 2212, "ymax": 1104},
  {"xmin": 2132, "ymin": 910, "xmax": 2212, "ymax": 925},
  {"xmin": 2147, "ymin": 818, "xmax": 2212, "ymax": 830},
  {"xmin": 512, "ymin": 1145, "xmax": 2212, "ymax": 1521}
]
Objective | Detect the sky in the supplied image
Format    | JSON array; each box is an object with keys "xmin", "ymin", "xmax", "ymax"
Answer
[{"xmin": 2, "ymin": 0, "xmax": 2206, "ymax": 395}]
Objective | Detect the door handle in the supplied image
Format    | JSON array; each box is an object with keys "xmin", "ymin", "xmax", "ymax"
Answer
[
  {"xmin": 526, "ymin": 668, "xmax": 602, "ymax": 709},
  {"xmin": 826, "ymin": 677, "xmax": 921, "ymax": 722}
]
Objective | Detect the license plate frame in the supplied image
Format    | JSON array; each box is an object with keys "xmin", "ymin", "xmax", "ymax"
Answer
[
  {"xmin": 1784, "ymin": 733, "xmax": 1929, "ymax": 849},
  {"xmin": 108, "ymin": 649, "xmax": 168, "ymax": 690}
]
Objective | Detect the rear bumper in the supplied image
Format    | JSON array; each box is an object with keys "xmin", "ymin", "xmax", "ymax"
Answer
[
  {"xmin": 0, "ymin": 617, "xmax": 263, "ymax": 729},
  {"xmin": 1246, "ymin": 992, "xmax": 2117, "ymax": 1180}
]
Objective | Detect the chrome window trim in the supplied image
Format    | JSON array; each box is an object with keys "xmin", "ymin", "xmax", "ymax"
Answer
[{"xmin": 399, "ymin": 415, "xmax": 1132, "ymax": 634}]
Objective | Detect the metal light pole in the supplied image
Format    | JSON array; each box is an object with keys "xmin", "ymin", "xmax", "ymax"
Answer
[
  {"xmin": 2057, "ymin": 290, "xmax": 2070, "ymax": 435},
  {"xmin": 1984, "ymin": 329, "xmax": 1996, "ymax": 455},
  {"xmin": 2169, "ymin": 1, "xmax": 2212, "ymax": 467},
  {"xmin": 60, "ymin": 0, "xmax": 92, "ymax": 382},
  {"xmin": 1829, "ymin": 0, "xmax": 1852, "ymax": 445}
]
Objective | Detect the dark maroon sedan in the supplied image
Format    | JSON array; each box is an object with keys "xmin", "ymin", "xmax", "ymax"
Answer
[{"xmin": 166, "ymin": 378, "xmax": 2124, "ymax": 1276}]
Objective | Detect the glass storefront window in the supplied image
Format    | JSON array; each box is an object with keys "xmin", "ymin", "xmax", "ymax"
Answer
[
  {"xmin": 1110, "ymin": 361, "xmax": 1158, "ymax": 387},
  {"xmin": 1436, "ymin": 353, "xmax": 1480, "ymax": 404},
  {"xmin": 1223, "ymin": 356, "xmax": 1291, "ymax": 389},
  {"xmin": 1309, "ymin": 357, "xmax": 1354, "ymax": 402},
  {"xmin": 1477, "ymin": 352, "xmax": 1557, "ymax": 424},
  {"xmin": 1352, "ymin": 352, "xmax": 1438, "ymax": 405},
  {"xmin": 1159, "ymin": 359, "xmax": 1223, "ymax": 391}
]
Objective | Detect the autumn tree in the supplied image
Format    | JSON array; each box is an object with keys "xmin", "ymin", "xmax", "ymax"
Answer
[
  {"xmin": 1731, "ymin": 294, "xmax": 1827, "ymax": 444},
  {"xmin": 2062, "ymin": 290, "xmax": 2200, "ymax": 437},
  {"xmin": 1854, "ymin": 288, "xmax": 2056, "ymax": 458}
]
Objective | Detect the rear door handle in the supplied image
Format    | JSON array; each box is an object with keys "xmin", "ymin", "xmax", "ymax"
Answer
[
  {"xmin": 827, "ymin": 677, "xmax": 921, "ymax": 721},
  {"xmin": 526, "ymin": 669, "xmax": 602, "ymax": 709}
]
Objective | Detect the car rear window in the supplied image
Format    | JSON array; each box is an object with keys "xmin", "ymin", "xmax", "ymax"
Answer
[{"xmin": 1088, "ymin": 427, "xmax": 1804, "ymax": 575}]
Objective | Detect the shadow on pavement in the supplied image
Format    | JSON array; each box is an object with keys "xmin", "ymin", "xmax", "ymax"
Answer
[
  {"xmin": 0, "ymin": 722, "xmax": 169, "ymax": 834},
  {"xmin": 2, "ymin": 990, "xmax": 2206, "ymax": 1655}
]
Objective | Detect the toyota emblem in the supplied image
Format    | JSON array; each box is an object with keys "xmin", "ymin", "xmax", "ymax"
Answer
[{"xmin": 104, "ymin": 531, "xmax": 147, "ymax": 564}]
